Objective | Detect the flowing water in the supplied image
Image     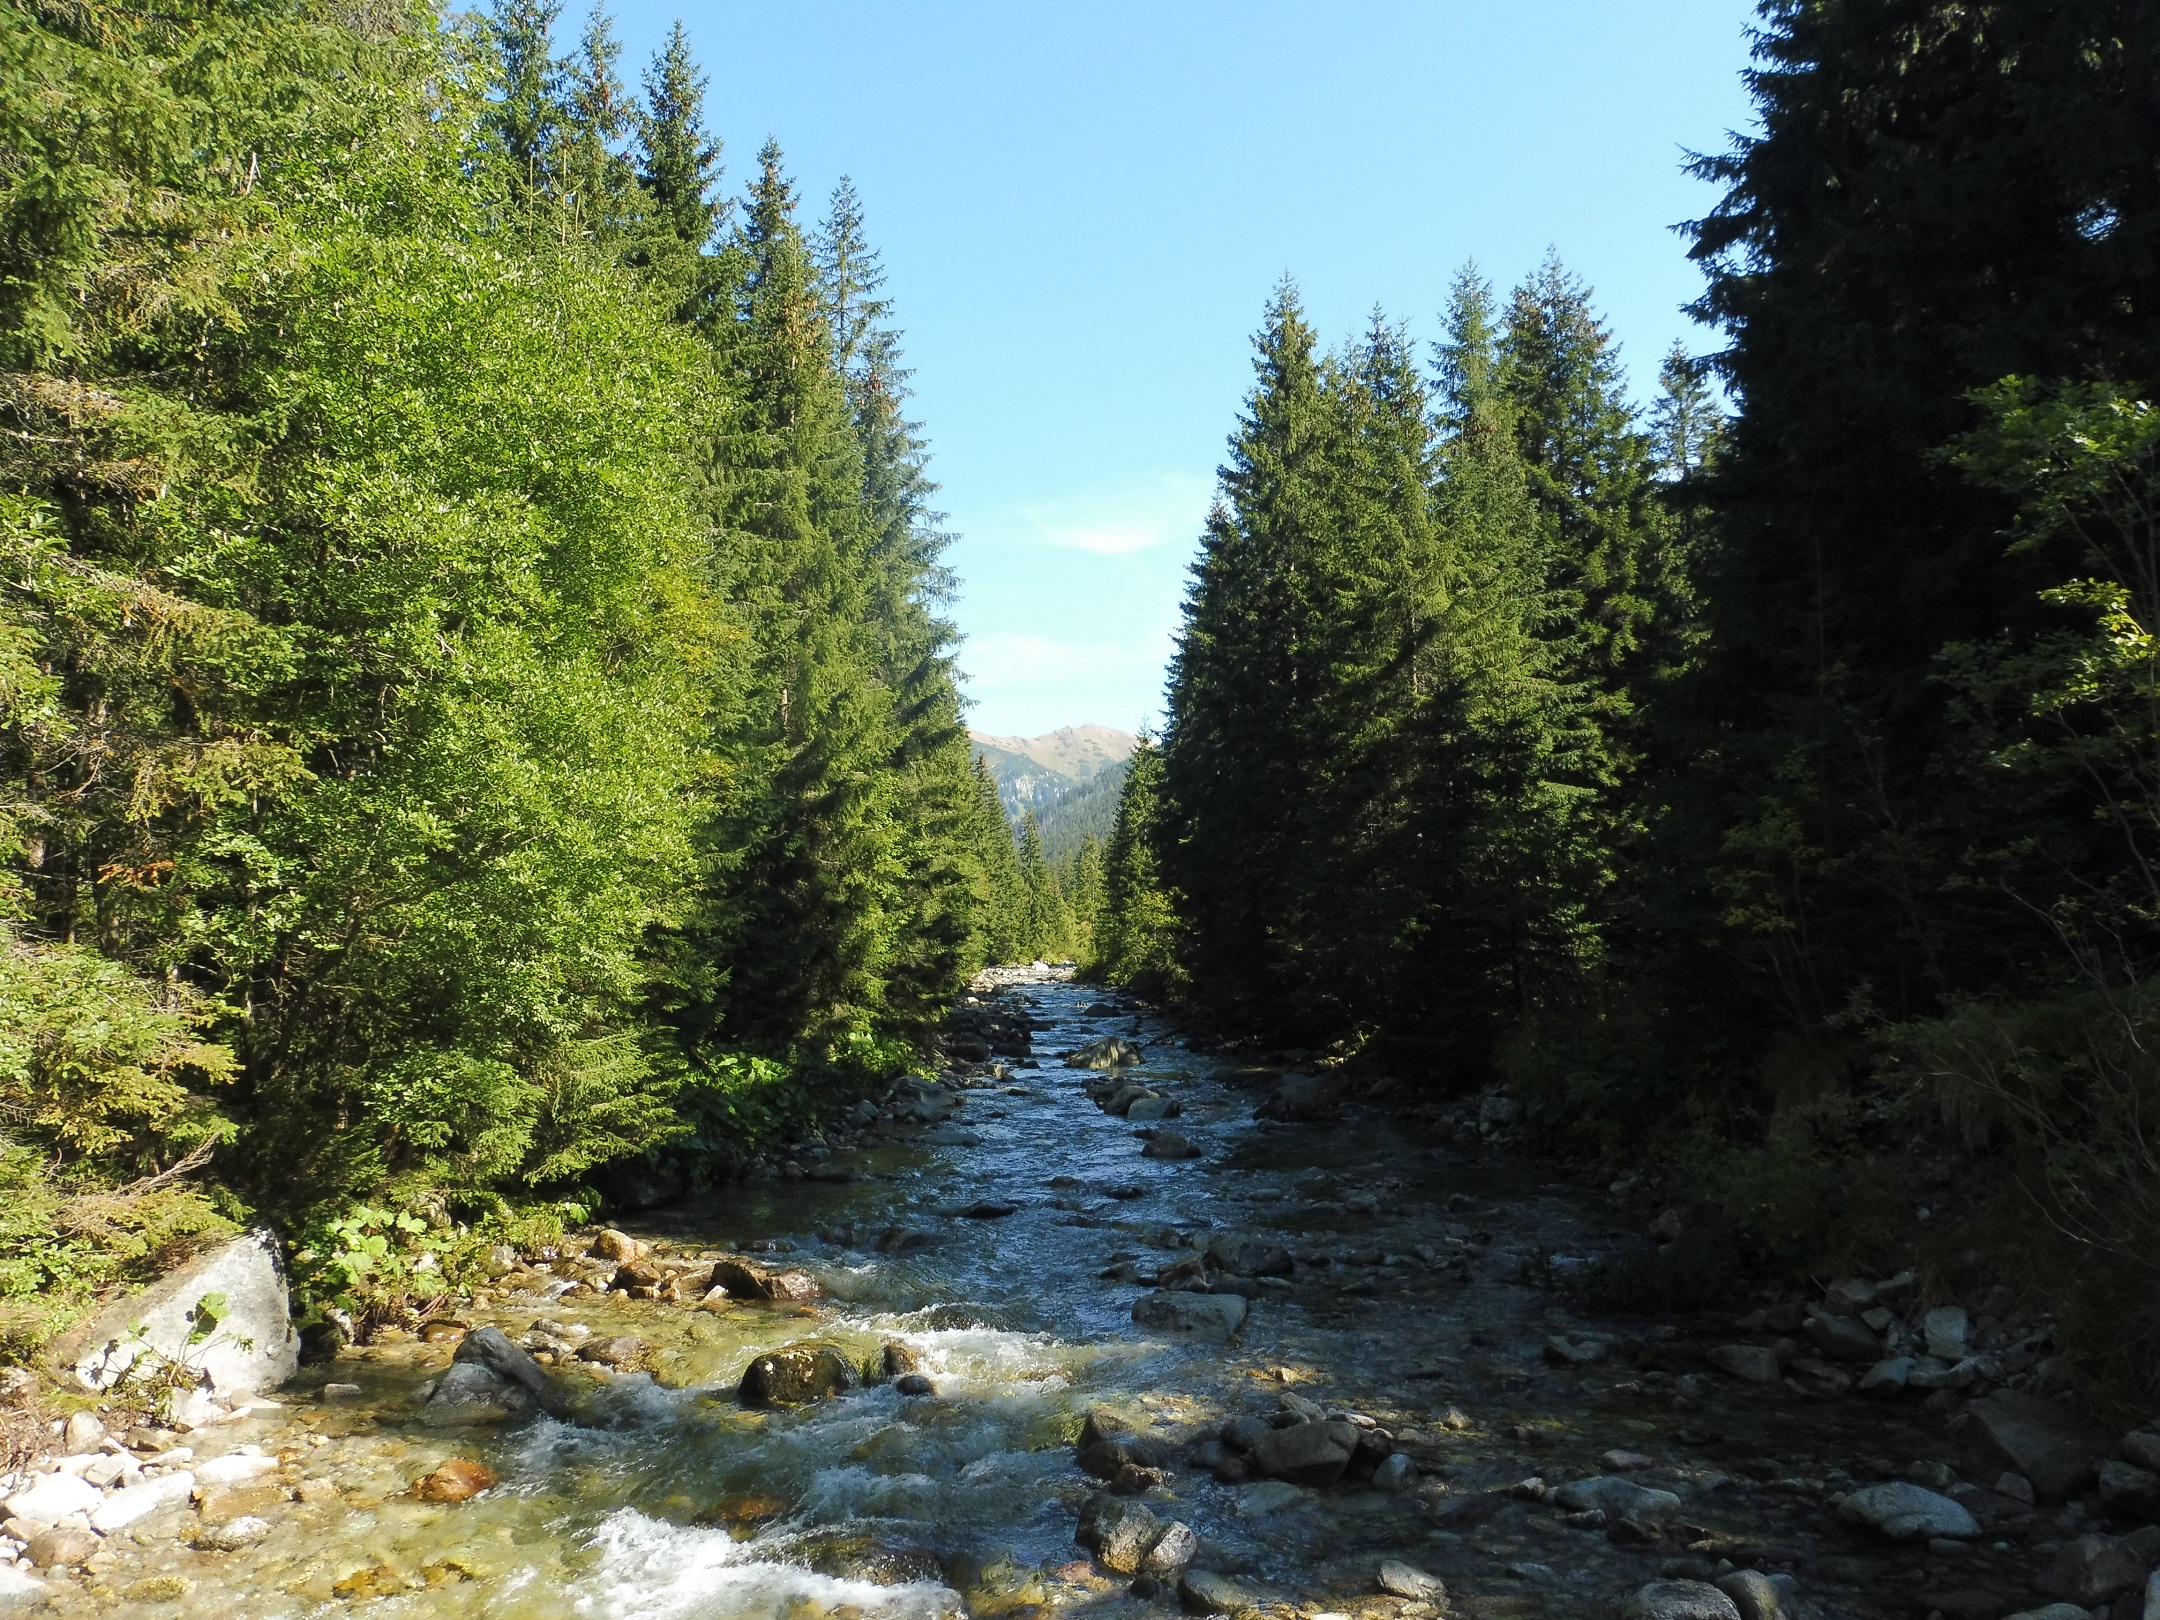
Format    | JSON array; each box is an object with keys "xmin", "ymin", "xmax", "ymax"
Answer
[{"xmin": 49, "ymin": 979, "xmax": 2053, "ymax": 1619}]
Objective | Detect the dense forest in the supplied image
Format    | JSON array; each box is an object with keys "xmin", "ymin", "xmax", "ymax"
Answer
[
  {"xmin": 1094, "ymin": 0, "xmax": 2160, "ymax": 1411},
  {"xmin": 0, "ymin": 0, "xmax": 1087, "ymax": 1351}
]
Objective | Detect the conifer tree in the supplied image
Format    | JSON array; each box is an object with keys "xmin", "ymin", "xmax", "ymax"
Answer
[
  {"xmin": 557, "ymin": 2, "xmax": 641, "ymax": 234},
  {"xmin": 636, "ymin": 22, "xmax": 723, "ymax": 249},
  {"xmin": 487, "ymin": 0, "xmax": 565, "ymax": 195},
  {"xmin": 1095, "ymin": 741, "xmax": 1184, "ymax": 996}
]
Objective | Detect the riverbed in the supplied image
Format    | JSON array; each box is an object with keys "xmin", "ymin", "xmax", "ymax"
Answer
[{"xmin": 18, "ymin": 977, "xmax": 2088, "ymax": 1619}]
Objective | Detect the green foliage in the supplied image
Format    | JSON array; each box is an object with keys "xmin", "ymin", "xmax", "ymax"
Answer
[{"xmin": 0, "ymin": 0, "xmax": 1004, "ymax": 1327}]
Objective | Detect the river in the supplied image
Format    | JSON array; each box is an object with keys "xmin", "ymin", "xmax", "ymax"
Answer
[{"xmin": 36, "ymin": 975, "xmax": 2076, "ymax": 1620}]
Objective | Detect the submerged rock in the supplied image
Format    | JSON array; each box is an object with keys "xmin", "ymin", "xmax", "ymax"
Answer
[
  {"xmin": 1550, "ymin": 1476, "xmax": 1681, "ymax": 1521},
  {"xmin": 1131, "ymin": 1290, "xmax": 1245, "ymax": 1341},
  {"xmin": 413, "ymin": 1459, "xmax": 497, "ymax": 1502},
  {"xmin": 1140, "ymin": 1131, "xmax": 1203, "ymax": 1161},
  {"xmin": 1067, "ymin": 1037, "xmax": 1145, "ymax": 1070},
  {"xmin": 740, "ymin": 1343, "xmax": 857, "ymax": 1407},
  {"xmin": 1178, "ymin": 1569, "xmax": 1257, "ymax": 1615}
]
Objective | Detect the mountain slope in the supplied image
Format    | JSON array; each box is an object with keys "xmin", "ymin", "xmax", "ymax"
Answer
[{"xmin": 969, "ymin": 724, "xmax": 1137, "ymax": 820}]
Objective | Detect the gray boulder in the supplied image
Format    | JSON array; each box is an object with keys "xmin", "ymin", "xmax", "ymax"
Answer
[
  {"xmin": 1858, "ymin": 1357, "xmax": 1915, "ymax": 1397},
  {"xmin": 739, "ymin": 1343, "xmax": 857, "ymax": 1407},
  {"xmin": 1551, "ymin": 1476, "xmax": 1682, "ymax": 1521},
  {"xmin": 69, "ymin": 1230, "xmax": 298, "ymax": 1401},
  {"xmin": 1377, "ymin": 1562, "xmax": 1444, "ymax": 1601},
  {"xmin": 1803, "ymin": 1306, "xmax": 1881, "ymax": 1362},
  {"xmin": 1966, "ymin": 1390, "xmax": 2113, "ymax": 1502},
  {"xmin": 1923, "ymin": 1305, "xmax": 1972, "ymax": 1362},
  {"xmin": 1127, "ymin": 1097, "xmax": 1181, "ymax": 1123},
  {"xmin": 2099, "ymin": 1458, "xmax": 2160, "ymax": 1518},
  {"xmin": 1256, "ymin": 1075, "xmax": 1339, "ymax": 1123},
  {"xmin": 1835, "ymin": 1482, "xmax": 1979, "ymax": 1541},
  {"xmin": 1204, "ymin": 1233, "xmax": 1292, "ymax": 1278},
  {"xmin": 1141, "ymin": 1132, "xmax": 1204, "ymax": 1160},
  {"xmin": 2049, "ymin": 1526, "xmax": 2160, "ymax": 1606},
  {"xmin": 456, "ymin": 1326, "xmax": 550, "ymax": 1397},
  {"xmin": 1077, "ymin": 1495, "xmax": 1161, "ymax": 1574},
  {"xmin": 1709, "ymin": 1344, "xmax": 1782, "ymax": 1383},
  {"xmin": 1132, "ymin": 1290, "xmax": 1246, "ymax": 1340},
  {"xmin": 1142, "ymin": 1522, "xmax": 1200, "ymax": 1576},
  {"xmin": 1248, "ymin": 1419, "xmax": 1356, "ymax": 1485},
  {"xmin": 1179, "ymin": 1570, "xmax": 1257, "ymax": 1615},
  {"xmin": 1715, "ymin": 1570, "xmax": 1800, "ymax": 1620},
  {"xmin": 1620, "ymin": 1580, "xmax": 1742, "ymax": 1620},
  {"xmin": 421, "ymin": 1359, "xmax": 532, "ymax": 1424}
]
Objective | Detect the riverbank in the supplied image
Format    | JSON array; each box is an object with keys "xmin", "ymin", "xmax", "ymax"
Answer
[{"xmin": 0, "ymin": 977, "xmax": 2152, "ymax": 1620}]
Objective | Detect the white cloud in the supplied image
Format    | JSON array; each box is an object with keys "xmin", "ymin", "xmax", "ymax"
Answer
[{"xmin": 1013, "ymin": 472, "xmax": 1214, "ymax": 556}]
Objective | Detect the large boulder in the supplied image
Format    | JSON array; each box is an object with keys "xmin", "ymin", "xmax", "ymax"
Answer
[
  {"xmin": 1131, "ymin": 1291, "xmax": 1246, "ymax": 1342},
  {"xmin": 456, "ymin": 1325, "xmax": 551, "ymax": 1397},
  {"xmin": 1621, "ymin": 1581, "xmax": 1743, "ymax": 1620},
  {"xmin": 740, "ymin": 1343, "xmax": 857, "ymax": 1407},
  {"xmin": 1076, "ymin": 1494, "xmax": 1162, "ymax": 1574},
  {"xmin": 1966, "ymin": 1391, "xmax": 2113, "ymax": 1503},
  {"xmin": 69, "ymin": 1230, "xmax": 298, "ymax": 1402},
  {"xmin": 1550, "ymin": 1476, "xmax": 1682, "ymax": 1521},
  {"xmin": 1255, "ymin": 1075, "xmax": 1338, "ymax": 1123},
  {"xmin": 1249, "ymin": 1419, "xmax": 1357, "ymax": 1485},
  {"xmin": 709, "ymin": 1255, "xmax": 823, "ymax": 1303},
  {"xmin": 1836, "ymin": 1482, "xmax": 1980, "ymax": 1541},
  {"xmin": 422, "ymin": 1360, "xmax": 534, "ymax": 1425},
  {"xmin": 2049, "ymin": 1527, "xmax": 2160, "ymax": 1606}
]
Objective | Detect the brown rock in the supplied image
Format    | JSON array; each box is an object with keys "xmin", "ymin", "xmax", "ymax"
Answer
[
  {"xmin": 739, "ymin": 1343, "xmax": 856, "ymax": 1407},
  {"xmin": 709, "ymin": 1256, "xmax": 823, "ymax": 1303},
  {"xmin": 413, "ymin": 1458, "xmax": 498, "ymax": 1502},
  {"xmin": 26, "ymin": 1525, "xmax": 100, "ymax": 1569},
  {"xmin": 610, "ymin": 1261, "xmax": 666, "ymax": 1294},
  {"xmin": 578, "ymin": 1335, "xmax": 652, "ymax": 1370},
  {"xmin": 196, "ymin": 1482, "xmax": 287, "ymax": 1523},
  {"xmin": 589, "ymin": 1228, "xmax": 647, "ymax": 1263},
  {"xmin": 877, "ymin": 1342, "xmax": 921, "ymax": 1380},
  {"xmin": 418, "ymin": 1320, "xmax": 469, "ymax": 1344}
]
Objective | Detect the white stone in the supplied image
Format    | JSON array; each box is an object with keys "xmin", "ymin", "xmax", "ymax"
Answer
[
  {"xmin": 192, "ymin": 1451, "xmax": 275, "ymax": 1487},
  {"xmin": 0, "ymin": 1563, "xmax": 49, "ymax": 1604},
  {"xmin": 87, "ymin": 1470, "xmax": 192, "ymax": 1532},
  {"xmin": 69, "ymin": 1231, "xmax": 298, "ymax": 1402},
  {"xmin": 0, "ymin": 1475, "xmax": 99, "ymax": 1526}
]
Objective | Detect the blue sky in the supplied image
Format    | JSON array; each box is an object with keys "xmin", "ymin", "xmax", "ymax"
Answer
[{"xmin": 598, "ymin": 0, "xmax": 1764, "ymax": 738}]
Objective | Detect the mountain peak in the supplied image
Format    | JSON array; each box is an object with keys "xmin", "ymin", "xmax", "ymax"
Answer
[{"xmin": 967, "ymin": 723, "xmax": 1138, "ymax": 779}]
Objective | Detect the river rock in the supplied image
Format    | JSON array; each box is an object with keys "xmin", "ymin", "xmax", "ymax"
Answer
[
  {"xmin": 1924, "ymin": 1305, "xmax": 1972, "ymax": 1362},
  {"xmin": 589, "ymin": 1228, "xmax": 646, "ymax": 1262},
  {"xmin": 578, "ymin": 1335, "xmax": 652, "ymax": 1370},
  {"xmin": 195, "ymin": 1450, "xmax": 276, "ymax": 1487},
  {"xmin": 1710, "ymin": 1344, "xmax": 1782, "ymax": 1383},
  {"xmin": 1621, "ymin": 1580, "xmax": 1743, "ymax": 1620},
  {"xmin": 413, "ymin": 1459, "xmax": 497, "ymax": 1502},
  {"xmin": 1126, "ymin": 1097, "xmax": 1181, "ymax": 1123},
  {"xmin": 1859, "ymin": 1356, "xmax": 1916, "ymax": 1396},
  {"xmin": 1371, "ymin": 1452, "xmax": 1415, "ymax": 1491},
  {"xmin": 0, "ymin": 1565, "xmax": 49, "ymax": 1605},
  {"xmin": 1141, "ymin": 1131, "xmax": 1203, "ymax": 1160},
  {"xmin": 1255, "ymin": 1074, "xmax": 1338, "ymax": 1123},
  {"xmin": 23, "ymin": 1525, "xmax": 98, "ymax": 1570},
  {"xmin": 709, "ymin": 1256, "xmax": 822, "ymax": 1302},
  {"xmin": 68, "ymin": 1230, "xmax": 298, "ymax": 1401},
  {"xmin": 1142, "ymin": 1521, "xmax": 1200, "ymax": 1575},
  {"xmin": 1067, "ymin": 1037, "xmax": 1144, "ymax": 1070},
  {"xmin": 2100, "ymin": 1458, "xmax": 2160, "ymax": 1517},
  {"xmin": 1966, "ymin": 1390, "xmax": 2112, "ymax": 1502},
  {"xmin": 1204, "ymin": 1233, "xmax": 1292, "ymax": 1278},
  {"xmin": 455, "ymin": 1325, "xmax": 551, "ymax": 1398},
  {"xmin": 1715, "ymin": 1570, "xmax": 1798, "ymax": 1620},
  {"xmin": 2005, "ymin": 1608, "xmax": 2095, "ymax": 1620},
  {"xmin": 1248, "ymin": 1419, "xmax": 1356, "ymax": 1485},
  {"xmin": 2124, "ymin": 1431, "xmax": 2160, "ymax": 1474},
  {"xmin": 1077, "ymin": 1494, "xmax": 1161, "ymax": 1574},
  {"xmin": 89, "ymin": 1469, "xmax": 193, "ymax": 1531},
  {"xmin": 1804, "ymin": 1306, "xmax": 1882, "ymax": 1361},
  {"xmin": 1550, "ymin": 1476, "xmax": 1681, "ymax": 1521},
  {"xmin": 195, "ymin": 1513, "xmax": 272, "ymax": 1552},
  {"xmin": 3, "ymin": 1473, "xmax": 101, "ymax": 1525},
  {"xmin": 1179, "ymin": 1569, "xmax": 1256, "ymax": 1615},
  {"xmin": 1836, "ymin": 1482, "xmax": 1980, "ymax": 1541},
  {"xmin": 2049, "ymin": 1526, "xmax": 2160, "ymax": 1605},
  {"xmin": 740, "ymin": 1343, "xmax": 857, "ymax": 1407},
  {"xmin": 1130, "ymin": 1291, "xmax": 1244, "ymax": 1346},
  {"xmin": 422, "ymin": 1359, "xmax": 530, "ymax": 1423},
  {"xmin": 1378, "ymin": 1561, "xmax": 1443, "ymax": 1600},
  {"xmin": 60, "ymin": 1414, "xmax": 102, "ymax": 1455}
]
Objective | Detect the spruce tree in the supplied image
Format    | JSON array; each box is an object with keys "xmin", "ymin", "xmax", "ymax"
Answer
[
  {"xmin": 636, "ymin": 22, "xmax": 723, "ymax": 249},
  {"xmin": 487, "ymin": 0, "xmax": 565, "ymax": 196}
]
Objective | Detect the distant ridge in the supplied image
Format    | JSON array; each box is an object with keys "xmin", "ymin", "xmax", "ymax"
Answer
[{"xmin": 968, "ymin": 725, "xmax": 1138, "ymax": 859}]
